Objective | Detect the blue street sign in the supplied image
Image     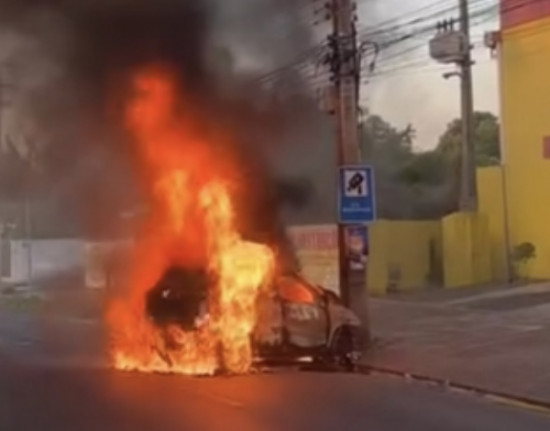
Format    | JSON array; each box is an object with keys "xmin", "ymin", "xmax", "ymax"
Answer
[{"xmin": 339, "ymin": 165, "xmax": 376, "ymax": 224}]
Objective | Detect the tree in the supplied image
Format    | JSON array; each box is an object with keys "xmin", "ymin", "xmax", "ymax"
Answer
[
  {"xmin": 358, "ymin": 114, "xmax": 456, "ymax": 219},
  {"xmin": 437, "ymin": 111, "xmax": 500, "ymax": 166},
  {"xmin": 354, "ymin": 111, "xmax": 501, "ymax": 220},
  {"xmin": 360, "ymin": 114, "xmax": 415, "ymax": 161},
  {"xmin": 398, "ymin": 150, "xmax": 447, "ymax": 186}
]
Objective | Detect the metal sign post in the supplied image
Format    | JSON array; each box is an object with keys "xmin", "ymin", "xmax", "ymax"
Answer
[{"xmin": 337, "ymin": 165, "xmax": 376, "ymax": 340}]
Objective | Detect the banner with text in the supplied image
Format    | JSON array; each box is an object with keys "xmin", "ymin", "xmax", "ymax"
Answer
[{"xmin": 287, "ymin": 224, "xmax": 339, "ymax": 294}]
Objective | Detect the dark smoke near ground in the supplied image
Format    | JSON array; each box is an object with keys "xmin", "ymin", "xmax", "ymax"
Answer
[{"xmin": 0, "ymin": 0, "xmax": 332, "ymax": 265}]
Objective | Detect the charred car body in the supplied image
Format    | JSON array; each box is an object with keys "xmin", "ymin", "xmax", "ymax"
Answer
[{"xmin": 146, "ymin": 265, "xmax": 365, "ymax": 371}]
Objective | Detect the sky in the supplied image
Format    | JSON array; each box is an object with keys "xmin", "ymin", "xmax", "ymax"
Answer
[{"xmin": 359, "ymin": 0, "xmax": 500, "ymax": 150}]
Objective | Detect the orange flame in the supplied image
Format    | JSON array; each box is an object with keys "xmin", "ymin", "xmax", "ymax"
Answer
[{"xmin": 107, "ymin": 66, "xmax": 275, "ymax": 375}]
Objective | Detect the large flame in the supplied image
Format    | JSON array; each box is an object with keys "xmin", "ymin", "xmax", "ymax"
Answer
[{"xmin": 107, "ymin": 66, "xmax": 275, "ymax": 375}]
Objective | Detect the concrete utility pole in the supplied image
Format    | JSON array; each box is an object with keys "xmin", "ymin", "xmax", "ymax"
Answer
[
  {"xmin": 0, "ymin": 63, "xmax": 15, "ymax": 148},
  {"xmin": 24, "ymin": 153, "xmax": 33, "ymax": 288},
  {"xmin": 429, "ymin": 0, "xmax": 477, "ymax": 211},
  {"xmin": 0, "ymin": 66, "xmax": 12, "ymax": 287},
  {"xmin": 0, "ymin": 74, "xmax": 4, "ymax": 288},
  {"xmin": 330, "ymin": 0, "xmax": 371, "ymax": 340},
  {"xmin": 458, "ymin": 0, "xmax": 477, "ymax": 211}
]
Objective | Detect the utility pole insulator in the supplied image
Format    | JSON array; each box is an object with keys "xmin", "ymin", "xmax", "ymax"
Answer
[{"xmin": 312, "ymin": 0, "xmax": 334, "ymax": 25}]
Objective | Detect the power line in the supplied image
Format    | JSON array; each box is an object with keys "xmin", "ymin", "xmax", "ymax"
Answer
[
  {"xmin": 256, "ymin": 0, "xmax": 488, "ymax": 84},
  {"xmin": 363, "ymin": 2, "xmax": 499, "ymax": 75},
  {"xmin": 255, "ymin": 1, "xmax": 467, "ymax": 86},
  {"xmin": 366, "ymin": 50, "xmax": 492, "ymax": 81},
  {"xmin": 363, "ymin": 0, "xmax": 550, "ymax": 81},
  {"xmin": 367, "ymin": 0, "xmax": 497, "ymax": 45},
  {"xmin": 357, "ymin": 0, "xmax": 493, "ymax": 40},
  {"xmin": 256, "ymin": 43, "xmax": 325, "ymax": 82},
  {"xmin": 369, "ymin": 0, "xmax": 547, "ymax": 76},
  {"xmin": 254, "ymin": 0, "xmax": 535, "ymax": 91},
  {"xmin": 356, "ymin": 0, "xmax": 457, "ymax": 33}
]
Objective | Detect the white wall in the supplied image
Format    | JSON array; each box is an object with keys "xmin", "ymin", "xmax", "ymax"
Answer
[
  {"xmin": 2, "ymin": 239, "xmax": 85, "ymax": 285},
  {"xmin": 0, "ymin": 228, "xmax": 341, "ymax": 290}
]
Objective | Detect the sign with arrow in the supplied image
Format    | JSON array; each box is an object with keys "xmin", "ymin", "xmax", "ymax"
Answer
[{"xmin": 339, "ymin": 165, "xmax": 376, "ymax": 224}]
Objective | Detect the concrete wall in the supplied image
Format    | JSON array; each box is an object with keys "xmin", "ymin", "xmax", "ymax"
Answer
[
  {"xmin": 84, "ymin": 240, "xmax": 133, "ymax": 289},
  {"xmin": 477, "ymin": 167, "xmax": 509, "ymax": 282},
  {"xmin": 501, "ymin": 14, "xmax": 550, "ymax": 279},
  {"xmin": 367, "ymin": 220, "xmax": 442, "ymax": 295},
  {"xmin": 289, "ymin": 221, "xmax": 444, "ymax": 296},
  {"xmin": 8, "ymin": 211, "xmax": 498, "ymax": 296},
  {"xmin": 442, "ymin": 212, "xmax": 492, "ymax": 288},
  {"xmin": 2, "ymin": 239, "xmax": 84, "ymax": 285}
]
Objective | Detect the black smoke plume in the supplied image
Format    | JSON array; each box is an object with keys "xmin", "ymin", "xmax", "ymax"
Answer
[{"xmin": 0, "ymin": 0, "xmax": 327, "ymax": 267}]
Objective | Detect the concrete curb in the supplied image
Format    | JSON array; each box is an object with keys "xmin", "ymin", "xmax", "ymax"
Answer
[{"xmin": 357, "ymin": 364, "xmax": 550, "ymax": 416}]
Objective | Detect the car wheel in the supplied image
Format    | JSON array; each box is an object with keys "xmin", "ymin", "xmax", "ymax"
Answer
[
  {"xmin": 310, "ymin": 354, "xmax": 331, "ymax": 369},
  {"xmin": 337, "ymin": 352, "xmax": 356, "ymax": 372},
  {"xmin": 331, "ymin": 327, "xmax": 358, "ymax": 372}
]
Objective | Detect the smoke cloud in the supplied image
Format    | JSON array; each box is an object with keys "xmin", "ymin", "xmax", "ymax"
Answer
[{"xmin": 0, "ymin": 0, "xmax": 329, "ymax": 261}]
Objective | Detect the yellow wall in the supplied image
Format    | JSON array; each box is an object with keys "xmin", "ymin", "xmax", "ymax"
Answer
[
  {"xmin": 477, "ymin": 167, "xmax": 509, "ymax": 282},
  {"xmin": 365, "ymin": 167, "xmax": 512, "ymax": 293},
  {"xmin": 501, "ymin": 18, "xmax": 550, "ymax": 279},
  {"xmin": 442, "ymin": 212, "xmax": 492, "ymax": 288},
  {"xmin": 367, "ymin": 220, "xmax": 442, "ymax": 295}
]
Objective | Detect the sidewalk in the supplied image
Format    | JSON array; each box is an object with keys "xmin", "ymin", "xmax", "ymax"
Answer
[{"xmin": 364, "ymin": 282, "xmax": 550, "ymax": 404}]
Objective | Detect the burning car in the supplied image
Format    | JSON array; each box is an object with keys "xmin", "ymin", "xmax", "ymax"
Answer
[
  {"xmin": 254, "ymin": 274, "xmax": 365, "ymax": 369},
  {"xmin": 106, "ymin": 66, "xmax": 364, "ymax": 376},
  {"xmin": 145, "ymin": 265, "xmax": 365, "ymax": 372}
]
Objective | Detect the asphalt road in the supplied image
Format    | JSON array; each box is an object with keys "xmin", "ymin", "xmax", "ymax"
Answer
[
  {"xmin": 2, "ymin": 356, "xmax": 550, "ymax": 431},
  {"xmin": 1, "ymin": 309, "xmax": 550, "ymax": 430}
]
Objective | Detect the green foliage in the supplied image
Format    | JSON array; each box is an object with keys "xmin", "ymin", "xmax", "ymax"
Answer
[
  {"xmin": 358, "ymin": 110, "xmax": 500, "ymax": 220},
  {"xmin": 510, "ymin": 242, "xmax": 536, "ymax": 281},
  {"xmin": 398, "ymin": 150, "xmax": 447, "ymax": 186},
  {"xmin": 360, "ymin": 114, "xmax": 415, "ymax": 160},
  {"xmin": 359, "ymin": 113, "xmax": 454, "ymax": 219},
  {"xmin": 436, "ymin": 111, "xmax": 500, "ymax": 167},
  {"xmin": 511, "ymin": 242, "xmax": 536, "ymax": 264}
]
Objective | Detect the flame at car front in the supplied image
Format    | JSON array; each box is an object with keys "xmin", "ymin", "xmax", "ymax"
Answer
[{"xmin": 106, "ymin": 66, "xmax": 275, "ymax": 375}]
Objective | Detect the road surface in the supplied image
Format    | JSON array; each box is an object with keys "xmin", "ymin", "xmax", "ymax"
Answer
[{"xmin": 1, "ymin": 309, "xmax": 550, "ymax": 430}]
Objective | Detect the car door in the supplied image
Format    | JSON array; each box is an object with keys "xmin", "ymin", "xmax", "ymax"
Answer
[
  {"xmin": 254, "ymin": 287, "xmax": 284, "ymax": 347},
  {"xmin": 277, "ymin": 276, "xmax": 329, "ymax": 349}
]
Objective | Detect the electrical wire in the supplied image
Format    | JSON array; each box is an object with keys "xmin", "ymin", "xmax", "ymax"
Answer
[
  {"xmin": 253, "ymin": 1, "xmax": 465, "ymax": 85},
  {"xmin": 364, "ymin": 2, "xmax": 499, "ymax": 77},
  {"xmin": 255, "ymin": 0, "xmax": 485, "ymax": 85},
  {"xmin": 365, "ymin": 43, "xmax": 489, "ymax": 81},
  {"xmin": 356, "ymin": 0, "xmax": 457, "ymax": 31},
  {"xmin": 369, "ymin": 0, "xmax": 550, "ymax": 79},
  {"xmin": 357, "ymin": 0, "xmax": 493, "ymax": 40},
  {"xmin": 254, "ymin": 0, "xmax": 540, "ymax": 90}
]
